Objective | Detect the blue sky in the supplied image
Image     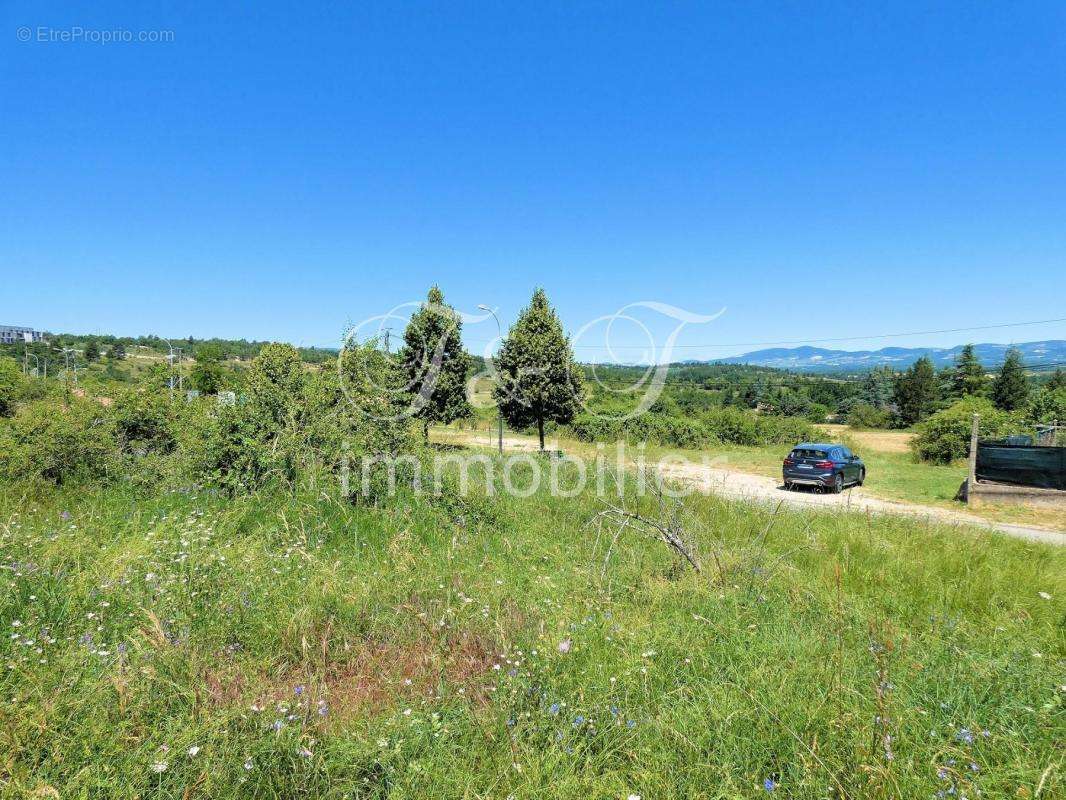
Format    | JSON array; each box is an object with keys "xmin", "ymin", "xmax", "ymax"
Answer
[{"xmin": 2, "ymin": 2, "xmax": 1065, "ymax": 362}]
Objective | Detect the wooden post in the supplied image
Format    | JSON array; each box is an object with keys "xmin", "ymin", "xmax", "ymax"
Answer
[{"xmin": 967, "ymin": 412, "xmax": 980, "ymax": 500}]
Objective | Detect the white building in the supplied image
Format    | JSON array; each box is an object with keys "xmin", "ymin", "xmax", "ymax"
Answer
[{"xmin": 0, "ymin": 326, "xmax": 44, "ymax": 345}]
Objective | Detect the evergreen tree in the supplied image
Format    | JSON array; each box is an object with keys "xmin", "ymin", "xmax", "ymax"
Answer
[
  {"xmin": 950, "ymin": 344, "xmax": 986, "ymax": 398},
  {"xmin": 84, "ymin": 339, "xmax": 101, "ymax": 362},
  {"xmin": 991, "ymin": 347, "xmax": 1029, "ymax": 411},
  {"xmin": 400, "ymin": 285, "xmax": 473, "ymax": 439},
  {"xmin": 109, "ymin": 342, "xmax": 127, "ymax": 361},
  {"xmin": 1048, "ymin": 368, "xmax": 1066, "ymax": 391},
  {"xmin": 859, "ymin": 366, "xmax": 895, "ymax": 409},
  {"xmin": 894, "ymin": 356, "xmax": 939, "ymax": 425},
  {"xmin": 493, "ymin": 288, "xmax": 584, "ymax": 450}
]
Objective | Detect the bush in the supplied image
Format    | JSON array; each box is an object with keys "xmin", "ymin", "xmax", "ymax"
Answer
[
  {"xmin": 0, "ymin": 357, "xmax": 23, "ymax": 417},
  {"xmin": 753, "ymin": 414, "xmax": 820, "ymax": 446},
  {"xmin": 1027, "ymin": 387, "xmax": 1066, "ymax": 425},
  {"xmin": 0, "ymin": 398, "xmax": 117, "ymax": 485},
  {"xmin": 570, "ymin": 408, "xmax": 819, "ymax": 450},
  {"xmin": 911, "ymin": 397, "xmax": 1027, "ymax": 464},
  {"xmin": 803, "ymin": 402, "xmax": 832, "ymax": 423},
  {"xmin": 110, "ymin": 383, "xmax": 185, "ymax": 456},
  {"xmin": 846, "ymin": 402, "xmax": 893, "ymax": 430},
  {"xmin": 570, "ymin": 413, "xmax": 717, "ymax": 449},
  {"xmin": 700, "ymin": 406, "xmax": 759, "ymax": 445}
]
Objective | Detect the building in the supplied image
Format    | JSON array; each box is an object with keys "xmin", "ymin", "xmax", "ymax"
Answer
[{"xmin": 0, "ymin": 326, "xmax": 44, "ymax": 345}]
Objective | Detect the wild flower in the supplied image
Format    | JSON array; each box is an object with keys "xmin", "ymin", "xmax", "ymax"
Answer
[
  {"xmin": 557, "ymin": 639, "xmax": 571, "ymax": 654},
  {"xmin": 187, "ymin": 746, "xmax": 200, "ymax": 756},
  {"xmin": 763, "ymin": 777, "xmax": 776, "ymax": 791},
  {"xmin": 956, "ymin": 728, "xmax": 974, "ymax": 744},
  {"xmin": 548, "ymin": 703, "xmax": 560, "ymax": 715},
  {"xmin": 150, "ymin": 761, "xmax": 168, "ymax": 773}
]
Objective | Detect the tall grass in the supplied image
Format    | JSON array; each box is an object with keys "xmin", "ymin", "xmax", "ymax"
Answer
[{"xmin": 0, "ymin": 466, "xmax": 1062, "ymax": 798}]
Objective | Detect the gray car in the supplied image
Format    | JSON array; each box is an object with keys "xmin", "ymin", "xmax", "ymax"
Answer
[{"xmin": 782, "ymin": 442, "xmax": 865, "ymax": 493}]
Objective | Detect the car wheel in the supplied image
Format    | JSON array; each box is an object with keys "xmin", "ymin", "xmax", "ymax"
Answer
[
  {"xmin": 857, "ymin": 468, "xmax": 865, "ymax": 486},
  {"xmin": 831, "ymin": 474, "xmax": 844, "ymax": 494},
  {"xmin": 784, "ymin": 481, "xmax": 793, "ymax": 491}
]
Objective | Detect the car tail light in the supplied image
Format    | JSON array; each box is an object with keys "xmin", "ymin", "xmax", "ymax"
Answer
[
  {"xmin": 783, "ymin": 458, "xmax": 795, "ymax": 466},
  {"xmin": 813, "ymin": 460, "xmax": 834, "ymax": 469}
]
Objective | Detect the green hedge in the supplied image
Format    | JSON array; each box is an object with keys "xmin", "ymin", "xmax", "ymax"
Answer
[{"xmin": 569, "ymin": 408, "xmax": 817, "ymax": 449}]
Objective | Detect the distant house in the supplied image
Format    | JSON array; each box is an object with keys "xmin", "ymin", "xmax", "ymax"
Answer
[{"xmin": 0, "ymin": 325, "xmax": 44, "ymax": 345}]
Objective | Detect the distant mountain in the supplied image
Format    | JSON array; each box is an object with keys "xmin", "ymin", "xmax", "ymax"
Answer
[{"xmin": 716, "ymin": 340, "xmax": 1066, "ymax": 373}]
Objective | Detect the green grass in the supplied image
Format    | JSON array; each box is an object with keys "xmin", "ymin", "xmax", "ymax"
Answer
[
  {"xmin": 707, "ymin": 444, "xmax": 967, "ymax": 504},
  {"xmin": 1, "ymin": 472, "xmax": 1063, "ymax": 798},
  {"xmin": 442, "ymin": 422, "xmax": 1066, "ymax": 530}
]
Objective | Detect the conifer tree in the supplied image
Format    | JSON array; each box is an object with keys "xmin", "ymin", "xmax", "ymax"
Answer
[
  {"xmin": 894, "ymin": 356, "xmax": 940, "ymax": 424},
  {"xmin": 950, "ymin": 344, "xmax": 986, "ymax": 398},
  {"xmin": 493, "ymin": 288, "xmax": 584, "ymax": 450},
  {"xmin": 400, "ymin": 286, "xmax": 472, "ymax": 439},
  {"xmin": 991, "ymin": 347, "xmax": 1029, "ymax": 411}
]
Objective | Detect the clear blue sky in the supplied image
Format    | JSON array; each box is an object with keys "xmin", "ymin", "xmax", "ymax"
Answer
[{"xmin": 3, "ymin": 2, "xmax": 1064, "ymax": 362}]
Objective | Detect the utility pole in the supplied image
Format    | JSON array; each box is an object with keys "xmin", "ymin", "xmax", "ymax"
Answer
[
  {"xmin": 478, "ymin": 305, "xmax": 505, "ymax": 455},
  {"xmin": 967, "ymin": 412, "xmax": 980, "ymax": 499}
]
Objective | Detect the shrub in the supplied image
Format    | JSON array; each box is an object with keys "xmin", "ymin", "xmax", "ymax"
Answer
[
  {"xmin": 700, "ymin": 406, "xmax": 760, "ymax": 446},
  {"xmin": 803, "ymin": 402, "xmax": 832, "ymax": 423},
  {"xmin": 846, "ymin": 402, "xmax": 893, "ymax": 430},
  {"xmin": 110, "ymin": 383, "xmax": 185, "ymax": 456},
  {"xmin": 1027, "ymin": 386, "xmax": 1066, "ymax": 425},
  {"xmin": 0, "ymin": 398, "xmax": 117, "ymax": 485},
  {"xmin": 569, "ymin": 413, "xmax": 716, "ymax": 449},
  {"xmin": 569, "ymin": 408, "xmax": 819, "ymax": 450},
  {"xmin": 0, "ymin": 357, "xmax": 24, "ymax": 417},
  {"xmin": 754, "ymin": 414, "xmax": 820, "ymax": 446},
  {"xmin": 911, "ymin": 397, "xmax": 1027, "ymax": 464}
]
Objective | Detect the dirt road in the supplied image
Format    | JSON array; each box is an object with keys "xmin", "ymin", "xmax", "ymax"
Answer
[{"xmin": 436, "ymin": 430, "xmax": 1065, "ymax": 546}]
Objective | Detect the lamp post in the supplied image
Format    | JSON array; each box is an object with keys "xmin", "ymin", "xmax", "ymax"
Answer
[
  {"xmin": 55, "ymin": 347, "xmax": 77, "ymax": 387},
  {"xmin": 163, "ymin": 340, "xmax": 180, "ymax": 397},
  {"xmin": 478, "ymin": 305, "xmax": 504, "ymax": 455}
]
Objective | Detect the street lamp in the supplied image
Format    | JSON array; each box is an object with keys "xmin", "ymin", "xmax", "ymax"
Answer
[
  {"xmin": 163, "ymin": 340, "xmax": 183, "ymax": 397},
  {"xmin": 478, "ymin": 305, "xmax": 505, "ymax": 455},
  {"xmin": 54, "ymin": 347, "xmax": 77, "ymax": 387}
]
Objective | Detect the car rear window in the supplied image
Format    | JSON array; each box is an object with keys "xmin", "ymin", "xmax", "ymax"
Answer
[{"xmin": 791, "ymin": 449, "xmax": 827, "ymax": 459}]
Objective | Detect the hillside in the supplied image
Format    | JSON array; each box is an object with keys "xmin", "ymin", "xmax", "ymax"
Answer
[{"xmin": 717, "ymin": 340, "xmax": 1066, "ymax": 373}]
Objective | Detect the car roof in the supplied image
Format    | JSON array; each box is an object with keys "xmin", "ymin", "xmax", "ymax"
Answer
[{"xmin": 792, "ymin": 443, "xmax": 839, "ymax": 450}]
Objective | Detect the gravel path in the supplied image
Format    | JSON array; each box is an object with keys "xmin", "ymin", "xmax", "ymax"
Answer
[{"xmin": 440, "ymin": 430, "xmax": 1066, "ymax": 546}]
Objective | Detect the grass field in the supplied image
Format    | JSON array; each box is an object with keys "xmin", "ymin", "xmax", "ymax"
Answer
[
  {"xmin": 441, "ymin": 421, "xmax": 1066, "ymax": 532},
  {"xmin": 1, "ymin": 468, "xmax": 1063, "ymax": 798}
]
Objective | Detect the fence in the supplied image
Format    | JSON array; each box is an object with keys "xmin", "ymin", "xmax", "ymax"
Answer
[{"xmin": 975, "ymin": 441, "xmax": 1066, "ymax": 491}]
